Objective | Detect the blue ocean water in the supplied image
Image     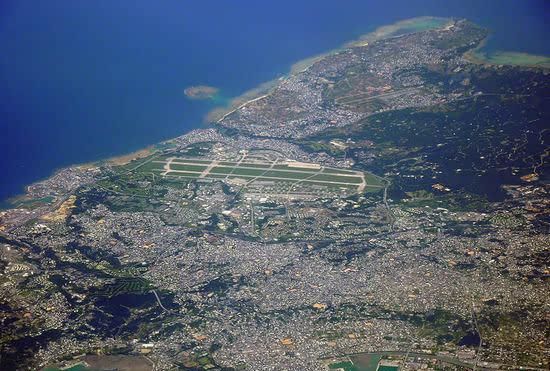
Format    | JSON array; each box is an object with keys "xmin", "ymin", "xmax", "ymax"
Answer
[{"xmin": 0, "ymin": 0, "xmax": 548, "ymax": 203}]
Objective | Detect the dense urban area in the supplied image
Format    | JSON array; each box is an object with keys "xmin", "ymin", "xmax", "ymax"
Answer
[{"xmin": 0, "ymin": 17, "xmax": 548, "ymax": 371}]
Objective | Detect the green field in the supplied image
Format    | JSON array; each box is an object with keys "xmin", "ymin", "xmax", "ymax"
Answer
[
  {"xmin": 135, "ymin": 156, "xmax": 385, "ymax": 195},
  {"xmin": 169, "ymin": 163, "xmax": 208, "ymax": 172}
]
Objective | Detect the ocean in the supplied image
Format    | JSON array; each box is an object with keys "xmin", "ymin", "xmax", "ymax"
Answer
[{"xmin": 0, "ymin": 0, "xmax": 548, "ymax": 203}]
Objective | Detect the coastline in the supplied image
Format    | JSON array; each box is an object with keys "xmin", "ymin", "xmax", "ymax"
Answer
[
  {"xmin": 4, "ymin": 16, "xmax": 451, "ymax": 209},
  {"xmin": 464, "ymin": 34, "xmax": 550, "ymax": 69},
  {"xmin": 205, "ymin": 16, "xmax": 453, "ymax": 125},
  {"xmin": 205, "ymin": 78, "xmax": 281, "ymax": 123},
  {"xmin": 288, "ymin": 17, "xmax": 453, "ymax": 74},
  {"xmin": 216, "ymin": 93, "xmax": 270, "ymax": 123},
  {"xmin": 101, "ymin": 146, "xmax": 156, "ymax": 166},
  {"xmin": 206, "ymin": 15, "xmax": 549, "ymax": 127},
  {"xmin": 4, "ymin": 16, "xmax": 549, "ymax": 209},
  {"xmin": 345, "ymin": 16, "xmax": 452, "ymax": 47},
  {"xmin": 2, "ymin": 146, "xmax": 158, "ymax": 209}
]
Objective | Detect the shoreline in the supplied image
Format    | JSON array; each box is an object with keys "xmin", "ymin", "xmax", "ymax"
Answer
[
  {"xmin": 205, "ymin": 16, "xmax": 453, "ymax": 125},
  {"xmin": 205, "ymin": 78, "xmax": 281, "ymax": 123},
  {"xmin": 216, "ymin": 93, "xmax": 270, "ymax": 123},
  {"xmin": 464, "ymin": 34, "xmax": 550, "ymax": 69},
  {"xmin": 4, "ymin": 16, "xmax": 549, "ymax": 208},
  {"xmin": 3, "ymin": 146, "xmax": 159, "ymax": 209}
]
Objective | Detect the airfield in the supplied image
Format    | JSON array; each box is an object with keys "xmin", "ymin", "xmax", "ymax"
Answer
[{"xmin": 137, "ymin": 154, "xmax": 385, "ymax": 198}]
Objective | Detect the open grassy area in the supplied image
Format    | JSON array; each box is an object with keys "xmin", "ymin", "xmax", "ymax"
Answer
[
  {"xmin": 169, "ymin": 163, "xmax": 208, "ymax": 172},
  {"xmin": 165, "ymin": 171, "xmax": 202, "ymax": 179},
  {"xmin": 272, "ymin": 164, "xmax": 321, "ymax": 172},
  {"xmin": 364, "ymin": 172, "xmax": 386, "ymax": 187},
  {"xmin": 134, "ymin": 156, "xmax": 385, "ymax": 195},
  {"xmin": 210, "ymin": 167, "xmax": 266, "ymax": 177}
]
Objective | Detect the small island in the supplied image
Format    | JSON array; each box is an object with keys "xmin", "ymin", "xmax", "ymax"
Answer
[{"xmin": 184, "ymin": 85, "xmax": 219, "ymax": 100}]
